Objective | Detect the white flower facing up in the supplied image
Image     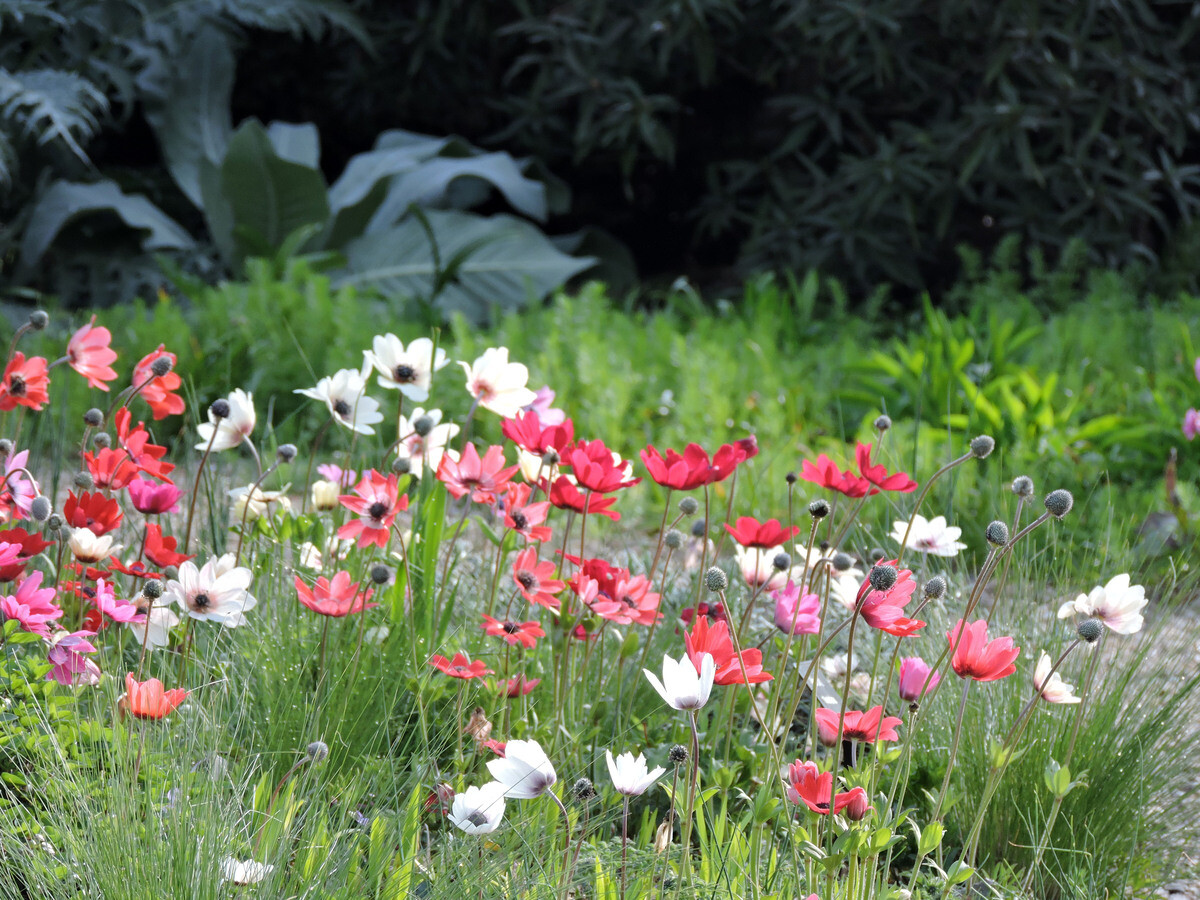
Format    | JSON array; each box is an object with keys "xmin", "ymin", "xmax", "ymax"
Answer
[
  {"xmin": 1033, "ymin": 651, "xmax": 1080, "ymax": 705},
  {"xmin": 487, "ymin": 739, "xmax": 558, "ymax": 799},
  {"xmin": 165, "ymin": 555, "xmax": 257, "ymax": 627},
  {"xmin": 1060, "ymin": 573, "xmax": 1147, "ymax": 634},
  {"xmin": 606, "ymin": 750, "xmax": 666, "ymax": 796},
  {"xmin": 196, "ymin": 389, "xmax": 256, "ymax": 451},
  {"xmin": 447, "ymin": 782, "xmax": 507, "ymax": 835},
  {"xmin": 644, "ymin": 652, "xmax": 715, "ymax": 712},
  {"xmin": 129, "ymin": 603, "xmax": 180, "ymax": 649},
  {"xmin": 397, "ymin": 407, "xmax": 459, "ymax": 474},
  {"xmin": 889, "ymin": 514, "xmax": 966, "ymax": 557},
  {"xmin": 459, "ymin": 347, "xmax": 537, "ymax": 418},
  {"xmin": 368, "ymin": 335, "xmax": 448, "ymax": 401},
  {"xmin": 220, "ymin": 857, "xmax": 274, "ymax": 885},
  {"xmin": 68, "ymin": 527, "xmax": 121, "ymax": 564},
  {"xmin": 295, "ymin": 361, "xmax": 384, "ymax": 435}
]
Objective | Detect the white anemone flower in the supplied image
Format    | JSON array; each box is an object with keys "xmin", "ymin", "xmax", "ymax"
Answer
[
  {"xmin": 486, "ymin": 738, "xmax": 558, "ymax": 799},
  {"xmin": 889, "ymin": 514, "xmax": 966, "ymax": 557},
  {"xmin": 368, "ymin": 335, "xmax": 448, "ymax": 401},
  {"xmin": 295, "ymin": 361, "xmax": 384, "ymax": 435},
  {"xmin": 129, "ymin": 603, "xmax": 180, "ymax": 649},
  {"xmin": 1033, "ymin": 651, "xmax": 1081, "ymax": 704},
  {"xmin": 734, "ymin": 545, "xmax": 789, "ymax": 591},
  {"xmin": 606, "ymin": 750, "xmax": 666, "ymax": 796},
  {"xmin": 644, "ymin": 652, "xmax": 715, "ymax": 712},
  {"xmin": 68, "ymin": 527, "xmax": 121, "ymax": 564},
  {"xmin": 1068, "ymin": 573, "xmax": 1147, "ymax": 634},
  {"xmin": 220, "ymin": 857, "xmax": 273, "ymax": 885},
  {"xmin": 165, "ymin": 555, "xmax": 257, "ymax": 627},
  {"xmin": 195, "ymin": 389, "xmax": 256, "ymax": 451},
  {"xmin": 459, "ymin": 347, "xmax": 536, "ymax": 418},
  {"xmin": 447, "ymin": 782, "xmax": 507, "ymax": 834},
  {"xmin": 397, "ymin": 407, "xmax": 459, "ymax": 474},
  {"xmin": 229, "ymin": 483, "xmax": 292, "ymax": 521}
]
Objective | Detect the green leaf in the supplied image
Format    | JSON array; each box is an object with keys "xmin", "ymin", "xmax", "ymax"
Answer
[
  {"xmin": 267, "ymin": 121, "xmax": 321, "ymax": 169},
  {"xmin": 918, "ymin": 820, "xmax": 944, "ymax": 856},
  {"xmin": 368, "ymin": 152, "xmax": 548, "ymax": 225}
]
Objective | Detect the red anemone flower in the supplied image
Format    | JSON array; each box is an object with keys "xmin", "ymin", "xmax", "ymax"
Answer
[
  {"xmin": 127, "ymin": 477, "xmax": 184, "ymax": 515},
  {"xmin": 480, "ymin": 614, "xmax": 545, "ymax": 649},
  {"xmin": 800, "ymin": 454, "xmax": 872, "ymax": 498},
  {"xmin": 501, "ymin": 411, "xmax": 574, "ymax": 455},
  {"xmin": 724, "ymin": 516, "xmax": 801, "ymax": 549},
  {"xmin": 0, "ymin": 353, "xmax": 49, "ymax": 411},
  {"xmin": 132, "ymin": 345, "xmax": 185, "ymax": 419},
  {"xmin": 504, "ymin": 675, "xmax": 540, "ymax": 697},
  {"xmin": 66, "ymin": 316, "xmax": 119, "ymax": 390},
  {"xmin": 501, "ymin": 483, "xmax": 552, "ymax": 543},
  {"xmin": 561, "ymin": 439, "xmax": 640, "ymax": 494},
  {"xmin": 436, "ymin": 443, "xmax": 517, "ymax": 505},
  {"xmin": 83, "ymin": 448, "xmax": 139, "ymax": 490},
  {"xmin": 855, "ymin": 443, "xmax": 918, "ymax": 493},
  {"xmin": 947, "ymin": 619, "xmax": 1020, "ymax": 682},
  {"xmin": 295, "ymin": 571, "xmax": 376, "ymax": 617},
  {"xmin": 143, "ymin": 524, "xmax": 194, "ymax": 569},
  {"xmin": 786, "ymin": 761, "xmax": 858, "ymax": 815},
  {"xmin": 429, "ymin": 652, "xmax": 493, "ymax": 680},
  {"xmin": 511, "ymin": 547, "xmax": 565, "ymax": 609},
  {"xmin": 684, "ymin": 614, "xmax": 772, "ymax": 684},
  {"xmin": 0, "ymin": 528, "xmax": 52, "ymax": 582},
  {"xmin": 114, "ymin": 409, "xmax": 176, "ymax": 484},
  {"xmin": 63, "ymin": 491, "xmax": 123, "ymax": 536},
  {"xmin": 337, "ymin": 470, "xmax": 408, "ymax": 548},
  {"xmin": 857, "ymin": 562, "xmax": 924, "ymax": 637},
  {"xmin": 640, "ymin": 444, "xmax": 716, "ymax": 491},
  {"xmin": 106, "ymin": 557, "xmax": 164, "ymax": 580},
  {"xmin": 120, "ymin": 673, "xmax": 188, "ymax": 719},
  {"xmin": 542, "ymin": 475, "xmax": 620, "ymax": 520},
  {"xmin": 814, "ymin": 706, "xmax": 903, "ymax": 745}
]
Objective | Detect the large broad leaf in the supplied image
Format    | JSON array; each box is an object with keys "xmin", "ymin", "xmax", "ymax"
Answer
[
  {"xmin": 140, "ymin": 25, "xmax": 235, "ymax": 207},
  {"xmin": 334, "ymin": 210, "xmax": 594, "ymax": 324},
  {"xmin": 217, "ymin": 119, "xmax": 329, "ymax": 266},
  {"xmin": 16, "ymin": 179, "xmax": 194, "ymax": 279},
  {"xmin": 267, "ymin": 121, "xmax": 320, "ymax": 168}
]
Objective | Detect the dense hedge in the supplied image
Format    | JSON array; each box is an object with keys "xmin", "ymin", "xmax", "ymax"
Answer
[{"xmin": 238, "ymin": 0, "xmax": 1200, "ymax": 293}]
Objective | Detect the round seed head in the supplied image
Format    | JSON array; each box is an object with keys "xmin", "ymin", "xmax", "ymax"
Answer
[
  {"xmin": 163, "ymin": 566, "xmax": 179, "ymax": 580},
  {"xmin": 1011, "ymin": 475, "xmax": 1034, "ymax": 498},
  {"xmin": 869, "ymin": 547, "xmax": 885, "ymax": 563},
  {"xmin": 678, "ymin": 497, "xmax": 699, "ymax": 516},
  {"xmin": 306, "ymin": 741, "xmax": 329, "ymax": 763},
  {"xmin": 73, "ymin": 471, "xmax": 94, "ymax": 491},
  {"xmin": 668, "ymin": 744, "xmax": 689, "ymax": 765},
  {"xmin": 210, "ymin": 399, "xmax": 231, "ymax": 419},
  {"xmin": 150, "ymin": 356, "xmax": 173, "ymax": 377},
  {"xmin": 772, "ymin": 552, "xmax": 791, "ymax": 572},
  {"xmin": 391, "ymin": 456, "xmax": 412, "ymax": 474},
  {"xmin": 874, "ymin": 414, "xmax": 892, "ymax": 433},
  {"xmin": 370, "ymin": 565, "xmax": 391, "ymax": 585},
  {"xmin": 29, "ymin": 495, "xmax": 50, "ymax": 522},
  {"xmin": 93, "ymin": 432, "xmax": 111, "ymax": 449},
  {"xmin": 1044, "ymin": 489, "xmax": 1074, "ymax": 519},
  {"xmin": 664, "ymin": 528, "xmax": 684, "ymax": 550},
  {"xmin": 28, "ymin": 310, "xmax": 49, "ymax": 330},
  {"xmin": 808, "ymin": 499, "xmax": 831, "ymax": 519},
  {"xmin": 868, "ymin": 564, "xmax": 898, "ymax": 593},
  {"xmin": 143, "ymin": 580, "xmax": 165, "ymax": 600},
  {"xmin": 45, "ymin": 514, "xmax": 63, "ymax": 531},
  {"xmin": 969, "ymin": 435, "xmax": 995, "ymax": 459},
  {"xmin": 412, "ymin": 415, "xmax": 434, "ymax": 437},
  {"xmin": 832, "ymin": 552, "xmax": 854, "ymax": 572},
  {"xmin": 276, "ymin": 444, "xmax": 297, "ymax": 464},
  {"xmin": 785, "ymin": 471, "xmax": 797, "ymax": 485},
  {"xmin": 540, "ymin": 449, "xmax": 559, "ymax": 467},
  {"xmin": 923, "ymin": 575, "xmax": 947, "ymax": 600},
  {"xmin": 572, "ymin": 777, "xmax": 596, "ymax": 801},
  {"xmin": 704, "ymin": 566, "xmax": 728, "ymax": 593},
  {"xmin": 1077, "ymin": 618, "xmax": 1104, "ymax": 644},
  {"xmin": 83, "ymin": 408, "xmax": 104, "ymax": 427},
  {"xmin": 985, "ymin": 520, "xmax": 1009, "ymax": 547},
  {"xmin": 691, "ymin": 520, "xmax": 707, "ymax": 538}
]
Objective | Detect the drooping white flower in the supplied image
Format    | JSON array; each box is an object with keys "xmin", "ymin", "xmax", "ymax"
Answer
[
  {"xmin": 1033, "ymin": 651, "xmax": 1080, "ymax": 704},
  {"xmin": 368, "ymin": 335, "xmax": 448, "ymax": 401},
  {"xmin": 397, "ymin": 407, "xmax": 459, "ymax": 474},
  {"xmin": 643, "ymin": 652, "xmax": 715, "ymax": 712},
  {"xmin": 164, "ymin": 555, "xmax": 257, "ymax": 627},
  {"xmin": 195, "ymin": 389, "xmax": 256, "ymax": 452},
  {"xmin": 220, "ymin": 857, "xmax": 273, "ymax": 885},
  {"xmin": 447, "ymin": 782, "xmax": 507, "ymax": 834},
  {"xmin": 228, "ymin": 484, "xmax": 292, "ymax": 522},
  {"xmin": 486, "ymin": 738, "xmax": 557, "ymax": 799},
  {"xmin": 606, "ymin": 749, "xmax": 666, "ymax": 796},
  {"xmin": 889, "ymin": 515, "xmax": 966, "ymax": 557},
  {"xmin": 295, "ymin": 361, "xmax": 384, "ymax": 435},
  {"xmin": 67, "ymin": 527, "xmax": 121, "ymax": 564},
  {"xmin": 1069, "ymin": 573, "xmax": 1147, "ymax": 634},
  {"xmin": 128, "ymin": 603, "xmax": 180, "ymax": 649},
  {"xmin": 459, "ymin": 347, "xmax": 536, "ymax": 418}
]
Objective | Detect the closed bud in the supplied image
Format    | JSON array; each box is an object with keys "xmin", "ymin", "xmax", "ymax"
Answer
[
  {"xmin": 772, "ymin": 552, "xmax": 791, "ymax": 571},
  {"xmin": 1077, "ymin": 618, "xmax": 1104, "ymax": 644},
  {"xmin": 391, "ymin": 456, "xmax": 412, "ymax": 474},
  {"xmin": 29, "ymin": 496, "xmax": 50, "ymax": 522},
  {"xmin": 785, "ymin": 471, "xmax": 797, "ymax": 485},
  {"xmin": 412, "ymin": 415, "xmax": 434, "ymax": 437},
  {"xmin": 844, "ymin": 788, "xmax": 871, "ymax": 821},
  {"xmin": 541, "ymin": 449, "xmax": 559, "ymax": 467},
  {"xmin": 969, "ymin": 435, "xmax": 995, "ymax": 459},
  {"xmin": 210, "ymin": 399, "xmax": 231, "ymax": 419},
  {"xmin": 691, "ymin": 520, "xmax": 707, "ymax": 538},
  {"xmin": 28, "ymin": 310, "xmax": 49, "ymax": 330},
  {"xmin": 1044, "ymin": 489, "xmax": 1074, "ymax": 519},
  {"xmin": 1011, "ymin": 475, "xmax": 1034, "ymax": 498},
  {"xmin": 664, "ymin": 529, "xmax": 684, "ymax": 550},
  {"xmin": 923, "ymin": 575, "xmax": 947, "ymax": 600},
  {"xmin": 310, "ymin": 480, "xmax": 339, "ymax": 511},
  {"xmin": 73, "ymin": 471, "xmax": 94, "ymax": 491},
  {"xmin": 276, "ymin": 444, "xmax": 297, "ymax": 464},
  {"xmin": 143, "ymin": 580, "xmax": 165, "ymax": 600},
  {"xmin": 678, "ymin": 497, "xmax": 699, "ymax": 516},
  {"xmin": 874, "ymin": 414, "xmax": 892, "ymax": 433},
  {"xmin": 868, "ymin": 564, "xmax": 898, "ymax": 593},
  {"xmin": 93, "ymin": 432, "xmax": 111, "ymax": 449},
  {"xmin": 832, "ymin": 552, "xmax": 854, "ymax": 572},
  {"xmin": 808, "ymin": 499, "xmax": 830, "ymax": 519},
  {"xmin": 985, "ymin": 520, "xmax": 1009, "ymax": 547},
  {"xmin": 704, "ymin": 566, "xmax": 728, "ymax": 593},
  {"xmin": 45, "ymin": 513, "xmax": 63, "ymax": 531},
  {"xmin": 83, "ymin": 408, "xmax": 104, "ymax": 427},
  {"xmin": 869, "ymin": 547, "xmax": 885, "ymax": 563},
  {"xmin": 150, "ymin": 356, "xmax": 173, "ymax": 377},
  {"xmin": 370, "ymin": 565, "xmax": 391, "ymax": 585},
  {"xmin": 306, "ymin": 741, "xmax": 329, "ymax": 763}
]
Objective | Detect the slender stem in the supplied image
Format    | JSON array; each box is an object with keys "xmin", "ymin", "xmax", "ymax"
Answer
[
  {"xmin": 620, "ymin": 795, "xmax": 630, "ymax": 900},
  {"xmin": 234, "ymin": 458, "xmax": 282, "ymax": 566},
  {"xmin": 894, "ymin": 452, "xmax": 973, "ymax": 564},
  {"xmin": 692, "ymin": 486, "xmax": 711, "ymax": 608},
  {"xmin": 183, "ymin": 426, "xmax": 219, "ymax": 555},
  {"xmin": 548, "ymin": 789, "xmax": 573, "ymax": 900},
  {"xmin": 678, "ymin": 712, "xmax": 701, "ymax": 890},
  {"xmin": 656, "ymin": 765, "xmax": 681, "ymax": 900},
  {"xmin": 646, "ymin": 490, "xmax": 674, "ymax": 583}
]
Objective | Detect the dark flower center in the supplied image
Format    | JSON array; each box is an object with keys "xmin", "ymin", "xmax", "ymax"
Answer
[
  {"xmin": 516, "ymin": 571, "xmax": 536, "ymax": 590},
  {"xmin": 9, "ymin": 376, "xmax": 25, "ymax": 396},
  {"xmin": 368, "ymin": 501, "xmax": 388, "ymax": 519},
  {"xmin": 502, "ymin": 621, "xmax": 521, "ymax": 634},
  {"xmin": 333, "ymin": 399, "xmax": 352, "ymax": 417},
  {"xmin": 394, "ymin": 364, "xmax": 416, "ymax": 382},
  {"xmin": 466, "ymin": 811, "xmax": 488, "ymax": 826},
  {"xmin": 510, "ymin": 511, "xmax": 528, "ymax": 530},
  {"xmin": 192, "ymin": 593, "xmax": 210, "ymax": 609}
]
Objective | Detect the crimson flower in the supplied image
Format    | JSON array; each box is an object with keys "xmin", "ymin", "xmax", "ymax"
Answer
[
  {"xmin": 295, "ymin": 571, "xmax": 376, "ymax": 617},
  {"xmin": 856, "ymin": 443, "xmax": 917, "ymax": 493},
  {"xmin": 565, "ymin": 555, "xmax": 661, "ymax": 627},
  {"xmin": 640, "ymin": 444, "xmax": 715, "ymax": 490},
  {"xmin": 105, "ymin": 557, "xmax": 163, "ymax": 580},
  {"xmin": 504, "ymin": 675, "xmax": 540, "ymax": 697},
  {"xmin": 501, "ymin": 411, "xmax": 574, "ymax": 455},
  {"xmin": 800, "ymin": 454, "xmax": 871, "ymax": 498},
  {"xmin": 66, "ymin": 316, "xmax": 118, "ymax": 390},
  {"xmin": 0, "ymin": 353, "xmax": 49, "ymax": 411},
  {"xmin": 786, "ymin": 761, "xmax": 857, "ymax": 815},
  {"xmin": 0, "ymin": 570, "xmax": 62, "ymax": 635},
  {"xmin": 337, "ymin": 470, "xmax": 408, "ymax": 548},
  {"xmin": 724, "ymin": 516, "xmax": 801, "ymax": 549},
  {"xmin": 947, "ymin": 619, "xmax": 1020, "ymax": 682},
  {"xmin": 114, "ymin": 409, "xmax": 176, "ymax": 483},
  {"xmin": 127, "ymin": 477, "xmax": 184, "ymax": 515},
  {"xmin": 480, "ymin": 614, "xmax": 545, "ymax": 649},
  {"xmin": 814, "ymin": 706, "xmax": 903, "ymax": 745},
  {"xmin": 679, "ymin": 601, "xmax": 726, "ymax": 626},
  {"xmin": 543, "ymin": 475, "xmax": 620, "ymax": 519},
  {"xmin": 120, "ymin": 673, "xmax": 188, "ymax": 719},
  {"xmin": 83, "ymin": 448, "xmax": 138, "ymax": 490},
  {"xmin": 511, "ymin": 547, "xmax": 564, "ymax": 609},
  {"xmin": 436, "ymin": 443, "xmax": 517, "ymax": 504},
  {"xmin": 561, "ymin": 440, "xmax": 640, "ymax": 494},
  {"xmin": 429, "ymin": 652, "xmax": 493, "ymax": 680},
  {"xmin": 857, "ymin": 562, "xmax": 924, "ymax": 636},
  {"xmin": 684, "ymin": 614, "xmax": 772, "ymax": 684},
  {"xmin": 63, "ymin": 491, "xmax": 123, "ymax": 536},
  {"xmin": 501, "ymin": 483, "xmax": 552, "ymax": 543},
  {"xmin": 0, "ymin": 528, "xmax": 52, "ymax": 582},
  {"xmin": 132, "ymin": 345, "xmax": 185, "ymax": 419},
  {"xmin": 143, "ymin": 524, "xmax": 194, "ymax": 569}
]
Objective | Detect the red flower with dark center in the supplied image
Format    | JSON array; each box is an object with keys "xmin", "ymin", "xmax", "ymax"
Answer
[
  {"xmin": 337, "ymin": 470, "xmax": 408, "ymax": 548},
  {"xmin": 429, "ymin": 652, "xmax": 493, "ymax": 680},
  {"xmin": 511, "ymin": 547, "xmax": 565, "ymax": 609},
  {"xmin": 143, "ymin": 524, "xmax": 194, "ymax": 569},
  {"xmin": 0, "ymin": 527, "xmax": 52, "ymax": 582},
  {"xmin": 66, "ymin": 316, "xmax": 118, "ymax": 390},
  {"xmin": 724, "ymin": 516, "xmax": 801, "ymax": 549},
  {"xmin": 857, "ymin": 562, "xmax": 925, "ymax": 637},
  {"xmin": 561, "ymin": 439, "xmax": 640, "ymax": 494},
  {"xmin": 0, "ymin": 353, "xmax": 49, "ymax": 411},
  {"xmin": 855, "ymin": 443, "xmax": 917, "ymax": 493},
  {"xmin": 114, "ymin": 409, "xmax": 176, "ymax": 484},
  {"xmin": 83, "ymin": 448, "xmax": 139, "ymax": 490},
  {"xmin": 684, "ymin": 615, "xmax": 772, "ymax": 685},
  {"xmin": 501, "ymin": 483, "xmax": 552, "ymax": 543},
  {"xmin": 501, "ymin": 411, "xmax": 574, "ymax": 455},
  {"xmin": 480, "ymin": 614, "xmax": 545, "ymax": 649},
  {"xmin": 295, "ymin": 572, "xmax": 377, "ymax": 617},
  {"xmin": 437, "ymin": 444, "xmax": 517, "ymax": 505},
  {"xmin": 542, "ymin": 476, "xmax": 620, "ymax": 520},
  {"xmin": 132, "ymin": 344, "xmax": 185, "ymax": 420},
  {"xmin": 679, "ymin": 602, "xmax": 726, "ymax": 626},
  {"xmin": 814, "ymin": 706, "xmax": 903, "ymax": 745},
  {"xmin": 800, "ymin": 454, "xmax": 872, "ymax": 498},
  {"xmin": 63, "ymin": 491, "xmax": 123, "ymax": 536}
]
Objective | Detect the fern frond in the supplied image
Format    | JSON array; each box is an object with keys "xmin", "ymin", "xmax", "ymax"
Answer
[
  {"xmin": 206, "ymin": 0, "xmax": 369, "ymax": 47},
  {"xmin": 0, "ymin": 68, "xmax": 107, "ymax": 161}
]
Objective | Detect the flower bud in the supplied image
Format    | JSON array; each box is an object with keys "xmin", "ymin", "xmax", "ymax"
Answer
[
  {"xmin": 664, "ymin": 529, "xmax": 684, "ymax": 550},
  {"xmin": 668, "ymin": 744, "xmax": 689, "ymax": 765},
  {"xmin": 29, "ymin": 495, "xmax": 50, "ymax": 522},
  {"xmin": 1011, "ymin": 475, "xmax": 1034, "ymax": 498},
  {"xmin": 73, "ymin": 471, "xmax": 94, "ymax": 491},
  {"xmin": 1044, "ymin": 489, "xmax": 1074, "ymax": 519},
  {"xmin": 541, "ymin": 448, "xmax": 559, "ymax": 467},
  {"xmin": 832, "ymin": 552, "xmax": 854, "ymax": 572},
  {"xmin": 276, "ymin": 444, "xmax": 297, "ymax": 464},
  {"xmin": 28, "ymin": 310, "xmax": 49, "ymax": 330},
  {"xmin": 210, "ymin": 399, "xmax": 231, "ymax": 419},
  {"xmin": 923, "ymin": 575, "xmax": 947, "ymax": 600},
  {"xmin": 45, "ymin": 514, "xmax": 63, "ymax": 531},
  {"xmin": 306, "ymin": 740, "xmax": 329, "ymax": 763},
  {"xmin": 143, "ymin": 580, "xmax": 165, "ymax": 600},
  {"xmin": 691, "ymin": 520, "xmax": 707, "ymax": 538},
  {"xmin": 969, "ymin": 435, "xmax": 995, "ymax": 459},
  {"xmin": 704, "ymin": 566, "xmax": 728, "ymax": 593},
  {"xmin": 785, "ymin": 471, "xmax": 797, "ymax": 485},
  {"xmin": 985, "ymin": 520, "xmax": 1009, "ymax": 547},
  {"xmin": 311, "ymin": 480, "xmax": 339, "ymax": 511},
  {"xmin": 412, "ymin": 415, "xmax": 434, "ymax": 437},
  {"xmin": 844, "ymin": 788, "xmax": 871, "ymax": 821},
  {"xmin": 678, "ymin": 497, "xmax": 699, "ymax": 516},
  {"xmin": 83, "ymin": 408, "xmax": 104, "ymax": 427},
  {"xmin": 150, "ymin": 356, "xmax": 173, "ymax": 377},
  {"xmin": 869, "ymin": 547, "xmax": 885, "ymax": 563},
  {"xmin": 874, "ymin": 414, "xmax": 892, "ymax": 433},
  {"xmin": 808, "ymin": 499, "xmax": 830, "ymax": 519},
  {"xmin": 868, "ymin": 564, "xmax": 898, "ymax": 593},
  {"xmin": 391, "ymin": 456, "xmax": 412, "ymax": 474},
  {"xmin": 572, "ymin": 777, "xmax": 596, "ymax": 801},
  {"xmin": 370, "ymin": 565, "xmax": 392, "ymax": 585},
  {"xmin": 1077, "ymin": 618, "xmax": 1104, "ymax": 644},
  {"xmin": 772, "ymin": 552, "xmax": 791, "ymax": 572},
  {"xmin": 93, "ymin": 432, "xmax": 111, "ymax": 449}
]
